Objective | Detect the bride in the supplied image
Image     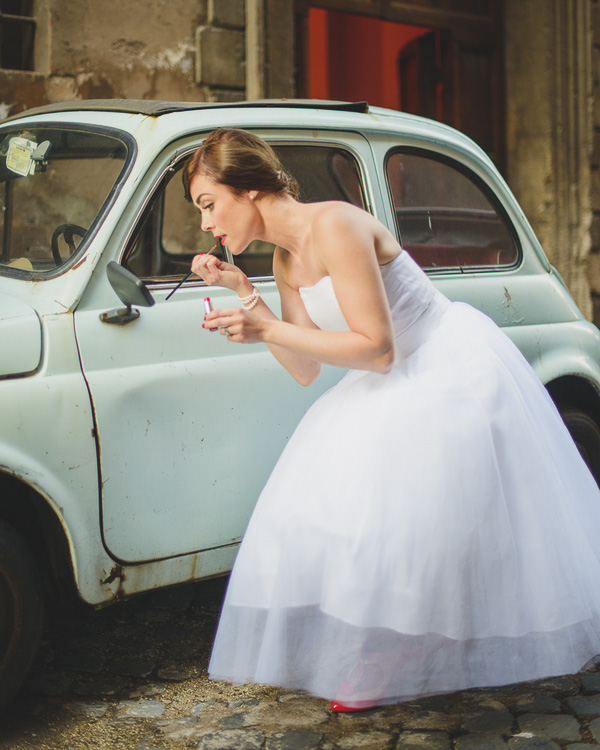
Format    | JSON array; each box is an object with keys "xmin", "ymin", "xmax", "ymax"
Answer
[{"xmin": 186, "ymin": 127, "xmax": 600, "ymax": 711}]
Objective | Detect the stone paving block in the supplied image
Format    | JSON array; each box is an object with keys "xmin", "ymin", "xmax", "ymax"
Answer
[
  {"xmin": 517, "ymin": 713, "xmax": 581, "ymax": 741},
  {"xmin": 530, "ymin": 677, "xmax": 578, "ymax": 695},
  {"xmin": 265, "ymin": 729, "xmax": 323, "ymax": 750},
  {"xmin": 371, "ymin": 708, "xmax": 415, "ymax": 733},
  {"xmin": 403, "ymin": 709, "xmax": 462, "ymax": 731},
  {"xmin": 197, "ymin": 729, "xmax": 265, "ymax": 750},
  {"xmin": 508, "ymin": 737, "xmax": 561, "ymax": 749},
  {"xmin": 155, "ymin": 718, "xmax": 202, "ymax": 742},
  {"xmin": 69, "ymin": 700, "xmax": 109, "ymax": 718},
  {"xmin": 580, "ymin": 674, "xmax": 600, "ymax": 693},
  {"xmin": 588, "ymin": 716, "xmax": 600, "ymax": 741},
  {"xmin": 455, "ymin": 734, "xmax": 508, "ymax": 750},
  {"xmin": 514, "ymin": 696, "xmax": 561, "ymax": 713},
  {"xmin": 192, "ymin": 701, "xmax": 217, "ymax": 715},
  {"xmin": 395, "ymin": 731, "xmax": 451, "ymax": 749},
  {"xmin": 139, "ymin": 683, "xmax": 166, "ymax": 697},
  {"xmin": 566, "ymin": 744, "xmax": 600, "ymax": 749},
  {"xmin": 462, "ymin": 713, "xmax": 514, "ymax": 734},
  {"xmin": 567, "ymin": 695, "xmax": 600, "ymax": 716},
  {"xmin": 220, "ymin": 712, "xmax": 247, "ymax": 727},
  {"xmin": 136, "ymin": 741, "xmax": 164, "ymax": 750},
  {"xmin": 337, "ymin": 731, "xmax": 391, "ymax": 749},
  {"xmin": 229, "ymin": 697, "xmax": 260, "ymax": 708},
  {"xmin": 249, "ymin": 698, "xmax": 330, "ymax": 729},
  {"xmin": 117, "ymin": 700, "xmax": 166, "ymax": 719},
  {"xmin": 471, "ymin": 696, "xmax": 509, "ymax": 711}
]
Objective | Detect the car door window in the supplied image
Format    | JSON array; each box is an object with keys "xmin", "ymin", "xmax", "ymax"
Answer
[
  {"xmin": 125, "ymin": 143, "xmax": 366, "ymax": 282},
  {"xmin": 386, "ymin": 149, "xmax": 519, "ymax": 270},
  {"xmin": 0, "ymin": 127, "xmax": 129, "ymax": 276}
]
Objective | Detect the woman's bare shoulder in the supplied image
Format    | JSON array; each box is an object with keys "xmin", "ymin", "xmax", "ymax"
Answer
[
  {"xmin": 309, "ymin": 201, "xmax": 372, "ymax": 231},
  {"xmin": 308, "ymin": 202, "xmax": 398, "ymax": 265}
]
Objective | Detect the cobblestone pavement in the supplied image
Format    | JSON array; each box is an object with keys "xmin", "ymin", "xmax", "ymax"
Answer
[{"xmin": 2, "ymin": 578, "xmax": 600, "ymax": 750}]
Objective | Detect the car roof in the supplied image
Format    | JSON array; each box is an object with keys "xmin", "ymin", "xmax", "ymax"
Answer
[
  {"xmin": 3, "ymin": 98, "xmax": 370, "ymax": 123},
  {"xmin": 0, "ymin": 97, "xmax": 498, "ymax": 184}
]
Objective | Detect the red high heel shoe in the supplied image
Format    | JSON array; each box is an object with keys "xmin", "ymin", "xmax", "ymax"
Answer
[
  {"xmin": 330, "ymin": 701, "xmax": 381, "ymax": 711},
  {"xmin": 330, "ymin": 653, "xmax": 390, "ymax": 712},
  {"xmin": 330, "ymin": 691, "xmax": 382, "ymax": 711}
]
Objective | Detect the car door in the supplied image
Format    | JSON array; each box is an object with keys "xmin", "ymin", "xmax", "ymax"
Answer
[{"xmin": 74, "ymin": 129, "xmax": 381, "ymax": 563}]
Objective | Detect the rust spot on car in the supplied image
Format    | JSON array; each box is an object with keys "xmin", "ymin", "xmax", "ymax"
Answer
[{"xmin": 102, "ymin": 563, "xmax": 124, "ymax": 585}]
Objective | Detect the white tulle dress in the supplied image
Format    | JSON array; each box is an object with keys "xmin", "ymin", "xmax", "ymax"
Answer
[{"xmin": 208, "ymin": 250, "xmax": 600, "ymax": 704}]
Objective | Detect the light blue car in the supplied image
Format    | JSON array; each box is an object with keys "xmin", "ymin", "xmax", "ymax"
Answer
[{"xmin": 1, "ymin": 99, "xmax": 599, "ymax": 708}]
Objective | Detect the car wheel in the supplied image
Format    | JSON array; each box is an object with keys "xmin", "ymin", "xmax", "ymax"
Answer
[
  {"xmin": 0, "ymin": 520, "xmax": 44, "ymax": 711},
  {"xmin": 559, "ymin": 405, "xmax": 600, "ymax": 486}
]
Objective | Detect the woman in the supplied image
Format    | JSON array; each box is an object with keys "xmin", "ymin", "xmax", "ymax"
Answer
[{"xmin": 186, "ymin": 128, "xmax": 600, "ymax": 711}]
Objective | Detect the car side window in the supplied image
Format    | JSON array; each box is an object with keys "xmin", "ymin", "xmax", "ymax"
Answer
[
  {"xmin": 386, "ymin": 150, "xmax": 519, "ymax": 270},
  {"xmin": 124, "ymin": 143, "xmax": 366, "ymax": 282}
]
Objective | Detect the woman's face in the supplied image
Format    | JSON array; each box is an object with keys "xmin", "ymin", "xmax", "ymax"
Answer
[{"xmin": 189, "ymin": 173, "xmax": 258, "ymax": 255}]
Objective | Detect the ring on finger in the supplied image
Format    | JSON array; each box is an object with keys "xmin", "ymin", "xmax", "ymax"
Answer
[{"xmin": 224, "ymin": 326, "xmax": 230, "ymax": 336}]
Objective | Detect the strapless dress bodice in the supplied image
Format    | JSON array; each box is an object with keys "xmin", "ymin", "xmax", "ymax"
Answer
[{"xmin": 299, "ymin": 251, "xmax": 444, "ymax": 337}]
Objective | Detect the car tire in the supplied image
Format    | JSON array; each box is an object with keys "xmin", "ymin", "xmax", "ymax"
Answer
[
  {"xmin": 558, "ymin": 405, "xmax": 600, "ymax": 486},
  {"xmin": 0, "ymin": 520, "xmax": 44, "ymax": 712}
]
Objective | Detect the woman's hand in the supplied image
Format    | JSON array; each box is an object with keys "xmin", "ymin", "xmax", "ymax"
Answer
[
  {"xmin": 203, "ymin": 306, "xmax": 266, "ymax": 344},
  {"xmin": 191, "ymin": 252, "xmax": 249, "ymax": 294}
]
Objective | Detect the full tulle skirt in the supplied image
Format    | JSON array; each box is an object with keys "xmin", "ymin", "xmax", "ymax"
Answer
[{"xmin": 209, "ymin": 300, "xmax": 600, "ymax": 703}]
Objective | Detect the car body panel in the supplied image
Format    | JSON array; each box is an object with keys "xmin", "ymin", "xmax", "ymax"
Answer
[
  {"xmin": 0, "ymin": 294, "xmax": 41, "ymax": 377},
  {"xmin": 76, "ymin": 281, "xmax": 342, "ymax": 562}
]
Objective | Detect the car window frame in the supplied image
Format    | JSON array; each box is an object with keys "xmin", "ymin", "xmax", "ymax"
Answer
[
  {"xmin": 0, "ymin": 122, "xmax": 137, "ymax": 282},
  {"xmin": 384, "ymin": 145, "xmax": 522, "ymax": 275},
  {"xmin": 122, "ymin": 135, "xmax": 374, "ymax": 288}
]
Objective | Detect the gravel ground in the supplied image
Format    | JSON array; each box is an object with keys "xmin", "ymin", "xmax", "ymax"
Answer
[{"xmin": 1, "ymin": 578, "xmax": 600, "ymax": 750}]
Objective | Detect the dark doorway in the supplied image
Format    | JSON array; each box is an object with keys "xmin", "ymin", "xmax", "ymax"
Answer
[{"xmin": 296, "ymin": 2, "xmax": 504, "ymax": 170}]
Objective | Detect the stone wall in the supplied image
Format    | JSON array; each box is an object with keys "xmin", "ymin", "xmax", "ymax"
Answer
[
  {"xmin": 505, "ymin": 0, "xmax": 594, "ymax": 321},
  {"xmin": 0, "ymin": 0, "xmax": 295, "ymax": 119}
]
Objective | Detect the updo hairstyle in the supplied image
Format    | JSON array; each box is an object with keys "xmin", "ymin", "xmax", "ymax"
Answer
[{"xmin": 183, "ymin": 128, "xmax": 299, "ymax": 201}]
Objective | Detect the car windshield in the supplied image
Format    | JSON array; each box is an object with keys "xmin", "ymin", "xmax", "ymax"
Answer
[{"xmin": 0, "ymin": 127, "xmax": 128, "ymax": 276}]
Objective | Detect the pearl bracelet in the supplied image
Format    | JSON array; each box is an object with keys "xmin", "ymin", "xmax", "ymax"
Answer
[
  {"xmin": 239, "ymin": 286, "xmax": 261, "ymax": 310},
  {"xmin": 238, "ymin": 287, "xmax": 257, "ymax": 304}
]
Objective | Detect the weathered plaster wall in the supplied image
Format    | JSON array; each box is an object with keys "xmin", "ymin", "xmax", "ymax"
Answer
[
  {"xmin": 47, "ymin": 0, "xmax": 205, "ymax": 101},
  {"xmin": 0, "ymin": 0, "xmax": 264, "ymax": 118},
  {"xmin": 0, "ymin": 0, "xmax": 295, "ymax": 119},
  {"xmin": 505, "ymin": 0, "xmax": 594, "ymax": 321}
]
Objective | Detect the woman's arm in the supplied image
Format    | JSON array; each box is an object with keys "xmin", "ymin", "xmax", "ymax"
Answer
[
  {"xmin": 205, "ymin": 206, "xmax": 396, "ymax": 383},
  {"xmin": 192, "ymin": 250, "xmax": 322, "ymax": 385}
]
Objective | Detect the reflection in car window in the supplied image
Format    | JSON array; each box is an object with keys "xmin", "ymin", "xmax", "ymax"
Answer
[
  {"xmin": 126, "ymin": 143, "xmax": 366, "ymax": 283},
  {"xmin": 386, "ymin": 150, "xmax": 519, "ymax": 270},
  {"xmin": 0, "ymin": 128, "xmax": 128, "ymax": 275}
]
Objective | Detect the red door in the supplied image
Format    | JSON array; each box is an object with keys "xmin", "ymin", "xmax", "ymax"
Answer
[{"xmin": 296, "ymin": 1, "xmax": 505, "ymax": 170}]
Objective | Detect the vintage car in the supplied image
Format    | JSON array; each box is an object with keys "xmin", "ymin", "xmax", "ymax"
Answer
[{"xmin": 1, "ymin": 99, "xmax": 600, "ymax": 708}]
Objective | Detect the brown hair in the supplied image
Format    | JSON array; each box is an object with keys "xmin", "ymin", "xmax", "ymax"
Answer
[{"xmin": 183, "ymin": 128, "xmax": 299, "ymax": 202}]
